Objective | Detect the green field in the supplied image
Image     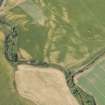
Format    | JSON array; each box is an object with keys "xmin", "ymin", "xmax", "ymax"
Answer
[
  {"xmin": 0, "ymin": 38, "xmax": 35, "ymax": 105},
  {"xmin": 1, "ymin": 0, "xmax": 105, "ymax": 105},
  {"xmin": 78, "ymin": 58, "xmax": 105, "ymax": 105},
  {"xmin": 6, "ymin": 0, "xmax": 105, "ymax": 68}
]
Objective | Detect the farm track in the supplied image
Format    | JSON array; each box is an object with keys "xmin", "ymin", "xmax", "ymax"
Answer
[{"xmin": 73, "ymin": 47, "xmax": 105, "ymax": 78}]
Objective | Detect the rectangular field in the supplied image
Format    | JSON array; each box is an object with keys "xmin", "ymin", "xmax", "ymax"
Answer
[{"xmin": 77, "ymin": 58, "xmax": 105, "ymax": 105}]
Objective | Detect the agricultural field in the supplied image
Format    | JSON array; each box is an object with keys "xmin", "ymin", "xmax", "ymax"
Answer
[
  {"xmin": 6, "ymin": 0, "xmax": 105, "ymax": 68},
  {"xmin": 0, "ymin": 31, "xmax": 34, "ymax": 105},
  {"xmin": 0, "ymin": 0, "xmax": 105, "ymax": 105},
  {"xmin": 15, "ymin": 64, "xmax": 79, "ymax": 105},
  {"xmin": 77, "ymin": 57, "xmax": 105, "ymax": 105}
]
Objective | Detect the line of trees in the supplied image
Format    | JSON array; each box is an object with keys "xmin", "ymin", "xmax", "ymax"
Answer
[{"xmin": 4, "ymin": 26, "xmax": 18, "ymax": 63}]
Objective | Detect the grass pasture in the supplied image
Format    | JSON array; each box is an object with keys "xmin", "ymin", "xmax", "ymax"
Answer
[
  {"xmin": 6, "ymin": 0, "xmax": 105, "ymax": 68},
  {"xmin": 77, "ymin": 58, "xmax": 105, "ymax": 105}
]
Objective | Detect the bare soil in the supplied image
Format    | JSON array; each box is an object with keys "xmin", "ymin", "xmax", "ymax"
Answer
[{"xmin": 15, "ymin": 64, "xmax": 79, "ymax": 105}]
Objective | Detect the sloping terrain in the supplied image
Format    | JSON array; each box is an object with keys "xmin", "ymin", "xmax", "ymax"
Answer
[
  {"xmin": 0, "ymin": 0, "xmax": 105, "ymax": 105},
  {"xmin": 6, "ymin": 0, "xmax": 105, "ymax": 68}
]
